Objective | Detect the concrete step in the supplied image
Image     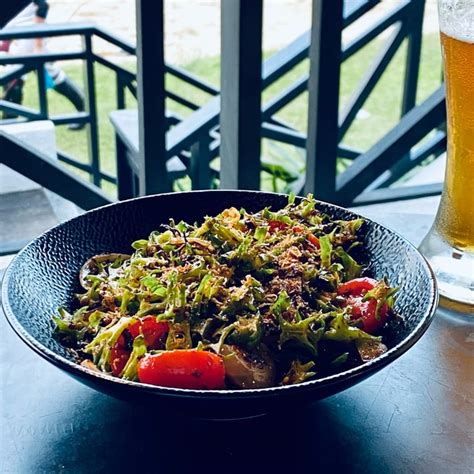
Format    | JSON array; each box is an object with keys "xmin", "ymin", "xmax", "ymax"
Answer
[
  {"xmin": 0, "ymin": 188, "xmax": 59, "ymax": 255},
  {"xmin": 0, "ymin": 121, "xmax": 82, "ymax": 255}
]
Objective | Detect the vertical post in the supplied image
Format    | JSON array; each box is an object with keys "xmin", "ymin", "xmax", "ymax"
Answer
[
  {"xmin": 116, "ymin": 73, "xmax": 126, "ymax": 110},
  {"xmin": 83, "ymin": 33, "xmax": 101, "ymax": 186},
  {"xmin": 401, "ymin": 0, "xmax": 424, "ymax": 116},
  {"xmin": 135, "ymin": 0, "xmax": 170, "ymax": 195},
  {"xmin": 304, "ymin": 0, "xmax": 343, "ymax": 201},
  {"xmin": 220, "ymin": 0, "xmax": 263, "ymax": 190},
  {"xmin": 115, "ymin": 136, "xmax": 134, "ymax": 200},
  {"xmin": 37, "ymin": 64, "xmax": 48, "ymax": 119},
  {"xmin": 190, "ymin": 134, "xmax": 212, "ymax": 190}
]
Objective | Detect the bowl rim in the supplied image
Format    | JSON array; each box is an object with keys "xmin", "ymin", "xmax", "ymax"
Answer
[{"xmin": 1, "ymin": 189, "xmax": 439, "ymax": 399}]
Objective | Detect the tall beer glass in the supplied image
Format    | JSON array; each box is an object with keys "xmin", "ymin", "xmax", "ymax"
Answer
[{"xmin": 419, "ymin": 0, "xmax": 474, "ymax": 312}]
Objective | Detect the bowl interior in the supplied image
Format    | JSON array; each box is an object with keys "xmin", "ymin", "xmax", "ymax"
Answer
[{"xmin": 2, "ymin": 191, "xmax": 437, "ymax": 394}]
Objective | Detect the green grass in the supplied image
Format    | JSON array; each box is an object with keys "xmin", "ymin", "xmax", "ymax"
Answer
[{"xmin": 20, "ymin": 33, "xmax": 442, "ymax": 195}]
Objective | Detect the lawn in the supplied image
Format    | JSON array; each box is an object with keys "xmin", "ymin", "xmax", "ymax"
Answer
[{"xmin": 19, "ymin": 32, "xmax": 443, "ymax": 195}]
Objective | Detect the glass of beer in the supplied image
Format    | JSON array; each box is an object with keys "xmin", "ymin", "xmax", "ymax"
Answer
[{"xmin": 419, "ymin": 0, "xmax": 474, "ymax": 313}]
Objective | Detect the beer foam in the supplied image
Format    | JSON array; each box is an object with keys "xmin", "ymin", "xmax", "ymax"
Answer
[
  {"xmin": 439, "ymin": 0, "xmax": 474, "ymax": 44},
  {"xmin": 440, "ymin": 24, "xmax": 474, "ymax": 44}
]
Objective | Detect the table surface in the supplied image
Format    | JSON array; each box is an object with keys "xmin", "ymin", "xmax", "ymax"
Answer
[{"xmin": 1, "ymin": 210, "xmax": 473, "ymax": 474}]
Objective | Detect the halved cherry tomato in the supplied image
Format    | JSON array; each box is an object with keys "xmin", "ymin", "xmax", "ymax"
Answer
[
  {"xmin": 110, "ymin": 333, "xmax": 130, "ymax": 376},
  {"xmin": 110, "ymin": 319, "xmax": 169, "ymax": 377},
  {"xmin": 128, "ymin": 316, "xmax": 169, "ymax": 349},
  {"xmin": 337, "ymin": 277, "xmax": 379, "ymax": 296},
  {"xmin": 338, "ymin": 277, "xmax": 388, "ymax": 333},
  {"xmin": 115, "ymin": 333, "xmax": 126, "ymax": 348},
  {"xmin": 268, "ymin": 220, "xmax": 288, "ymax": 233},
  {"xmin": 110, "ymin": 346, "xmax": 130, "ymax": 377},
  {"xmin": 345, "ymin": 297, "xmax": 388, "ymax": 334},
  {"xmin": 138, "ymin": 350, "xmax": 225, "ymax": 389},
  {"xmin": 308, "ymin": 233, "xmax": 320, "ymax": 249}
]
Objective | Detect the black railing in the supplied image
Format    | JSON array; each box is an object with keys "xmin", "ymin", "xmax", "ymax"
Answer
[
  {"xmin": 0, "ymin": 22, "xmax": 219, "ymax": 190},
  {"xmin": 0, "ymin": 0, "xmax": 445, "ymax": 209}
]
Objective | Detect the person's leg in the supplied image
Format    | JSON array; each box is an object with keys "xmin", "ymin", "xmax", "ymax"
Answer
[{"xmin": 47, "ymin": 62, "xmax": 86, "ymax": 130}]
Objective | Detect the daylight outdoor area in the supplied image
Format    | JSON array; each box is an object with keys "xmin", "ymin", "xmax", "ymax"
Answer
[{"xmin": 15, "ymin": 0, "xmax": 443, "ymax": 194}]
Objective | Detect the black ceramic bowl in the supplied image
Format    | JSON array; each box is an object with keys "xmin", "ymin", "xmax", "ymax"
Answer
[{"xmin": 2, "ymin": 191, "xmax": 438, "ymax": 419}]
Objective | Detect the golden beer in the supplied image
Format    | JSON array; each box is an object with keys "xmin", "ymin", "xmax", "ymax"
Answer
[
  {"xmin": 419, "ymin": 1, "xmax": 474, "ymax": 311},
  {"xmin": 436, "ymin": 32, "xmax": 474, "ymax": 250}
]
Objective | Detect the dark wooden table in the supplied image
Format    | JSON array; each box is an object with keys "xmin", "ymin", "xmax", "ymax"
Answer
[{"xmin": 1, "ymin": 210, "xmax": 473, "ymax": 474}]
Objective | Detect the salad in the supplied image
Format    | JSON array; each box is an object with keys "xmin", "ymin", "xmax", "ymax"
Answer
[{"xmin": 53, "ymin": 194, "xmax": 398, "ymax": 390}]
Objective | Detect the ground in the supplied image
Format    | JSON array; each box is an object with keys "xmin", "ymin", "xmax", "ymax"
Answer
[{"xmin": 44, "ymin": 0, "xmax": 440, "ymax": 65}]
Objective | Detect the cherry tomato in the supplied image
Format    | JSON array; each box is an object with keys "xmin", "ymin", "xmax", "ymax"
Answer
[
  {"xmin": 128, "ymin": 316, "xmax": 169, "ymax": 349},
  {"xmin": 308, "ymin": 233, "xmax": 320, "ymax": 248},
  {"xmin": 338, "ymin": 278, "xmax": 388, "ymax": 333},
  {"xmin": 138, "ymin": 350, "xmax": 225, "ymax": 389},
  {"xmin": 345, "ymin": 297, "xmax": 388, "ymax": 333},
  {"xmin": 115, "ymin": 333, "xmax": 126, "ymax": 348},
  {"xmin": 337, "ymin": 277, "xmax": 379, "ymax": 296},
  {"xmin": 110, "ymin": 345, "xmax": 130, "ymax": 377},
  {"xmin": 268, "ymin": 220, "xmax": 288, "ymax": 233},
  {"xmin": 110, "ymin": 319, "xmax": 169, "ymax": 377},
  {"xmin": 293, "ymin": 226, "xmax": 320, "ymax": 248}
]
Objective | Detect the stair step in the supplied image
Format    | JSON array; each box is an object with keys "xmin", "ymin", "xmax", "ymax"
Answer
[{"xmin": 0, "ymin": 189, "xmax": 59, "ymax": 255}]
